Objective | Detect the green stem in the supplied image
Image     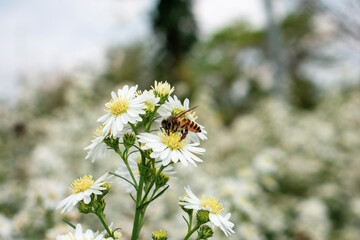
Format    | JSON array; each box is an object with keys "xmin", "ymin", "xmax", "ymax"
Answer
[
  {"xmin": 96, "ymin": 211, "xmax": 114, "ymax": 238},
  {"xmin": 130, "ymin": 151, "xmax": 146, "ymax": 240},
  {"xmin": 131, "ymin": 181, "xmax": 143, "ymax": 240},
  {"xmin": 140, "ymin": 165, "xmax": 165, "ymax": 205},
  {"xmin": 188, "ymin": 213, "xmax": 193, "ymax": 233},
  {"xmin": 123, "ymin": 148, "xmax": 139, "ymax": 188},
  {"xmin": 115, "ymin": 147, "xmax": 138, "ymax": 189},
  {"xmin": 144, "ymin": 105, "xmax": 161, "ymax": 132},
  {"xmin": 184, "ymin": 223, "xmax": 201, "ymax": 240},
  {"xmin": 130, "ymin": 123, "xmax": 139, "ymax": 135}
]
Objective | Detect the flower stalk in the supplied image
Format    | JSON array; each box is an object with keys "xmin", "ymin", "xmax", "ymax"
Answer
[{"xmin": 56, "ymin": 82, "xmax": 232, "ymax": 240}]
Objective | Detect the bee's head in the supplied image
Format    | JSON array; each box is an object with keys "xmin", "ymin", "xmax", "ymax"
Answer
[{"xmin": 161, "ymin": 119, "xmax": 171, "ymax": 130}]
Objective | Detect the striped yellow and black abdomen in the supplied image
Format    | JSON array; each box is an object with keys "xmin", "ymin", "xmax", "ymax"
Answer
[{"xmin": 180, "ymin": 118, "xmax": 201, "ymax": 133}]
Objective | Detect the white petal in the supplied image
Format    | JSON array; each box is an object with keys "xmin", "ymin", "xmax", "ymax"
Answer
[
  {"xmin": 111, "ymin": 91, "xmax": 117, "ymax": 99},
  {"xmin": 160, "ymin": 148, "xmax": 171, "ymax": 160},
  {"xmin": 75, "ymin": 224, "xmax": 83, "ymax": 238},
  {"xmin": 171, "ymin": 150, "xmax": 180, "ymax": 164},
  {"xmin": 97, "ymin": 113, "xmax": 110, "ymax": 122}
]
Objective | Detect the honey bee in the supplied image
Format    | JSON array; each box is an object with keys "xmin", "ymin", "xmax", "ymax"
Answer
[{"xmin": 161, "ymin": 106, "xmax": 201, "ymax": 141}]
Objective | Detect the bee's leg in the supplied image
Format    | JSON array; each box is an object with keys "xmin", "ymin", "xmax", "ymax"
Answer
[{"xmin": 180, "ymin": 127, "xmax": 189, "ymax": 141}]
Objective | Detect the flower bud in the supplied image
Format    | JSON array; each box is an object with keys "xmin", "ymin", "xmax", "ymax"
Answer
[
  {"xmin": 78, "ymin": 201, "xmax": 93, "ymax": 214},
  {"xmin": 104, "ymin": 136, "xmax": 119, "ymax": 150},
  {"xmin": 197, "ymin": 225, "xmax": 213, "ymax": 239},
  {"xmin": 123, "ymin": 133, "xmax": 136, "ymax": 149},
  {"xmin": 101, "ymin": 182, "xmax": 111, "ymax": 196},
  {"xmin": 155, "ymin": 173, "xmax": 169, "ymax": 188},
  {"xmin": 196, "ymin": 210, "xmax": 210, "ymax": 224},
  {"xmin": 152, "ymin": 229, "xmax": 167, "ymax": 240},
  {"xmin": 113, "ymin": 230, "xmax": 123, "ymax": 239},
  {"xmin": 106, "ymin": 229, "xmax": 123, "ymax": 239}
]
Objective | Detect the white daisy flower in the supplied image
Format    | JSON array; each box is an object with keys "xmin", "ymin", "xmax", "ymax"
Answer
[
  {"xmin": 56, "ymin": 223, "xmax": 112, "ymax": 240},
  {"xmin": 138, "ymin": 131, "xmax": 205, "ymax": 167},
  {"xmin": 115, "ymin": 152, "xmax": 175, "ymax": 194},
  {"xmin": 157, "ymin": 95, "xmax": 207, "ymax": 143},
  {"xmin": 57, "ymin": 173, "xmax": 111, "ymax": 214},
  {"xmin": 85, "ymin": 125, "xmax": 132, "ymax": 163},
  {"xmin": 98, "ymin": 85, "xmax": 146, "ymax": 137},
  {"xmin": 179, "ymin": 186, "xmax": 235, "ymax": 237},
  {"xmin": 139, "ymin": 90, "xmax": 160, "ymax": 112},
  {"xmin": 84, "ymin": 126, "xmax": 108, "ymax": 163}
]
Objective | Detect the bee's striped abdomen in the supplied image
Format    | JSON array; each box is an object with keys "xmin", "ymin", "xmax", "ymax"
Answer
[
  {"xmin": 188, "ymin": 121, "xmax": 201, "ymax": 133},
  {"xmin": 179, "ymin": 118, "xmax": 201, "ymax": 133}
]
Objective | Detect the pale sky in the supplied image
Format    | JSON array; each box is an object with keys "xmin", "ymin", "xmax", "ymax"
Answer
[{"xmin": 0, "ymin": 0, "xmax": 266, "ymax": 103}]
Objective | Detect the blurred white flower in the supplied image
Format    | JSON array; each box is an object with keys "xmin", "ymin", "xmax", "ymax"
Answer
[
  {"xmin": 98, "ymin": 85, "xmax": 146, "ymax": 137},
  {"xmin": 234, "ymin": 196, "xmax": 260, "ymax": 222},
  {"xmin": 235, "ymin": 179, "xmax": 261, "ymax": 198},
  {"xmin": 115, "ymin": 152, "xmax": 175, "ymax": 194},
  {"xmin": 238, "ymin": 223, "xmax": 264, "ymax": 240},
  {"xmin": 0, "ymin": 214, "xmax": 12, "ymax": 239},
  {"xmin": 29, "ymin": 178, "xmax": 66, "ymax": 210},
  {"xmin": 179, "ymin": 186, "xmax": 235, "ymax": 236},
  {"xmin": 157, "ymin": 95, "xmax": 207, "ymax": 143},
  {"xmin": 57, "ymin": 173, "xmax": 111, "ymax": 214},
  {"xmin": 260, "ymin": 207, "xmax": 286, "ymax": 233},
  {"xmin": 138, "ymin": 132, "xmax": 205, "ymax": 167},
  {"xmin": 350, "ymin": 198, "xmax": 360, "ymax": 218},
  {"xmin": 56, "ymin": 224, "xmax": 112, "ymax": 240},
  {"xmin": 252, "ymin": 149, "xmax": 284, "ymax": 175},
  {"xmin": 252, "ymin": 154, "xmax": 277, "ymax": 174},
  {"xmin": 295, "ymin": 198, "xmax": 330, "ymax": 240}
]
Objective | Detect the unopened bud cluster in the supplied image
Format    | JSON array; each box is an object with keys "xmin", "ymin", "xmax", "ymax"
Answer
[
  {"xmin": 152, "ymin": 229, "xmax": 167, "ymax": 240},
  {"xmin": 123, "ymin": 133, "xmax": 136, "ymax": 149},
  {"xmin": 197, "ymin": 225, "xmax": 213, "ymax": 239}
]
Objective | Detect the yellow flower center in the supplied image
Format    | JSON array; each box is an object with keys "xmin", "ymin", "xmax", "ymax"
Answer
[
  {"xmin": 145, "ymin": 101, "xmax": 155, "ymax": 112},
  {"xmin": 94, "ymin": 126, "xmax": 104, "ymax": 137},
  {"xmin": 171, "ymin": 107, "xmax": 197, "ymax": 120},
  {"xmin": 200, "ymin": 195, "xmax": 224, "ymax": 214},
  {"xmin": 70, "ymin": 176, "xmax": 94, "ymax": 194},
  {"xmin": 161, "ymin": 132, "xmax": 186, "ymax": 150},
  {"xmin": 171, "ymin": 107, "xmax": 184, "ymax": 115},
  {"xmin": 106, "ymin": 96, "xmax": 129, "ymax": 116}
]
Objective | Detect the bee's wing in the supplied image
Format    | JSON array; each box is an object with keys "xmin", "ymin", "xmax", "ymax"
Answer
[{"xmin": 175, "ymin": 106, "xmax": 198, "ymax": 118}]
